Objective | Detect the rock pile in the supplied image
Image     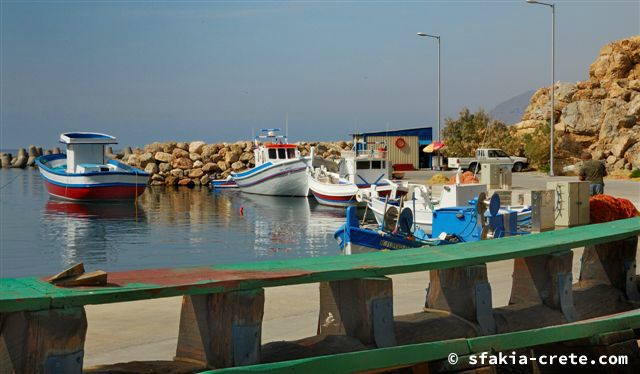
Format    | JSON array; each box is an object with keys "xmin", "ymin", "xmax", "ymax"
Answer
[
  {"xmin": 0, "ymin": 146, "xmax": 60, "ymax": 169},
  {"xmin": 114, "ymin": 140, "xmax": 353, "ymax": 187},
  {"xmin": 512, "ymin": 36, "xmax": 640, "ymax": 171}
]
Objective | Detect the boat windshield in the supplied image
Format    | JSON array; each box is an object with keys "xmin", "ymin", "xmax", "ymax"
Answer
[{"xmin": 287, "ymin": 148, "xmax": 296, "ymax": 158}]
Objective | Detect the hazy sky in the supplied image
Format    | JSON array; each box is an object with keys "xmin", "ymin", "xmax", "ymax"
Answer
[{"xmin": 1, "ymin": 0, "xmax": 638, "ymax": 148}]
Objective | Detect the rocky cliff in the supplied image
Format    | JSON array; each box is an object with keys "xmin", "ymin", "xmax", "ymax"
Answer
[{"xmin": 512, "ymin": 36, "xmax": 640, "ymax": 171}]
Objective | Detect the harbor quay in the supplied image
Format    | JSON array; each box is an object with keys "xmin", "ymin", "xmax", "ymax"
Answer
[{"xmin": 80, "ymin": 171, "xmax": 640, "ymax": 368}]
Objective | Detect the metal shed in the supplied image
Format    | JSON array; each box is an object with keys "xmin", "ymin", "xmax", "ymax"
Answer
[{"xmin": 352, "ymin": 127, "xmax": 433, "ymax": 170}]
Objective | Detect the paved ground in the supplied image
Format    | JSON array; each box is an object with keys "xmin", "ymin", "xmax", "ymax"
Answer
[{"xmin": 84, "ymin": 171, "xmax": 639, "ymax": 366}]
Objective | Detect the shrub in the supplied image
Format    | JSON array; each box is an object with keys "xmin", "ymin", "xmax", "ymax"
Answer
[{"xmin": 630, "ymin": 169, "xmax": 640, "ymax": 178}]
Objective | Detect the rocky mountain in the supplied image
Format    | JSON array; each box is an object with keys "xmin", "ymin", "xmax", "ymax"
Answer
[
  {"xmin": 512, "ymin": 36, "xmax": 640, "ymax": 171},
  {"xmin": 490, "ymin": 90, "xmax": 536, "ymax": 125}
]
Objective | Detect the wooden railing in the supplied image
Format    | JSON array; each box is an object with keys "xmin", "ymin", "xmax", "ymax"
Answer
[{"xmin": 1, "ymin": 217, "xmax": 639, "ymax": 373}]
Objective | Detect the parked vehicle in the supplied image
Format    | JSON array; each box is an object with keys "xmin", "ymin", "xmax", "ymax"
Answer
[{"xmin": 447, "ymin": 148, "xmax": 529, "ymax": 172}]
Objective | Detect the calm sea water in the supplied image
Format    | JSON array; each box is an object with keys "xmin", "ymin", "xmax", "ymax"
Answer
[{"xmin": 0, "ymin": 169, "xmax": 345, "ymax": 278}]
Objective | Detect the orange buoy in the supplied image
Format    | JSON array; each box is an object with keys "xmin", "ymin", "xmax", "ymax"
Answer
[{"xmin": 239, "ymin": 206, "xmax": 244, "ymax": 216}]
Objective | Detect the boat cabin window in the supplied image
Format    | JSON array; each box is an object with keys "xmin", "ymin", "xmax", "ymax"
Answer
[
  {"xmin": 278, "ymin": 148, "xmax": 286, "ymax": 159},
  {"xmin": 268, "ymin": 149, "xmax": 277, "ymax": 159},
  {"xmin": 371, "ymin": 160, "xmax": 382, "ymax": 169},
  {"xmin": 381, "ymin": 161, "xmax": 386, "ymax": 169},
  {"xmin": 356, "ymin": 161, "xmax": 370, "ymax": 169},
  {"xmin": 287, "ymin": 148, "xmax": 296, "ymax": 159}
]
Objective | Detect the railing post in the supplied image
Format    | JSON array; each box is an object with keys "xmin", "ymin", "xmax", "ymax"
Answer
[
  {"xmin": 574, "ymin": 236, "xmax": 639, "ymax": 320},
  {"xmin": 318, "ymin": 276, "xmax": 396, "ymax": 348},
  {"xmin": 425, "ymin": 264, "xmax": 496, "ymax": 335},
  {"xmin": 175, "ymin": 288, "xmax": 265, "ymax": 368},
  {"xmin": 0, "ymin": 307, "xmax": 87, "ymax": 374}
]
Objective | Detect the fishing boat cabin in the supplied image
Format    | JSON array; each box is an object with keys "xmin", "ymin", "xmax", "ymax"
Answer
[
  {"xmin": 253, "ymin": 128, "xmax": 301, "ymax": 167},
  {"xmin": 61, "ymin": 132, "xmax": 119, "ymax": 173},
  {"xmin": 338, "ymin": 142, "xmax": 391, "ymax": 187}
]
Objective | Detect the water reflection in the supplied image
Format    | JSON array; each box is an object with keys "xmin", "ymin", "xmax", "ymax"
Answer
[
  {"xmin": 41, "ymin": 200, "xmax": 147, "ymax": 268},
  {"xmin": 4, "ymin": 170, "xmax": 347, "ymax": 277}
]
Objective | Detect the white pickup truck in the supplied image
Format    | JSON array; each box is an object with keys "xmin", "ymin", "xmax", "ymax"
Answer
[{"xmin": 447, "ymin": 148, "xmax": 529, "ymax": 172}]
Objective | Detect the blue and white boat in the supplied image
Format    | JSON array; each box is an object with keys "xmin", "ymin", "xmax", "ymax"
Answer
[
  {"xmin": 335, "ymin": 193, "xmax": 528, "ymax": 254},
  {"xmin": 230, "ymin": 129, "xmax": 311, "ymax": 197},
  {"xmin": 36, "ymin": 132, "xmax": 148, "ymax": 201}
]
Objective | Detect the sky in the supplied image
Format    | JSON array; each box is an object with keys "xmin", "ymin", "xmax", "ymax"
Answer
[{"xmin": 1, "ymin": 0, "xmax": 639, "ymax": 149}]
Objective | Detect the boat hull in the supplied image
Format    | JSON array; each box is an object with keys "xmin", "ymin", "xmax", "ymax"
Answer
[
  {"xmin": 37, "ymin": 156, "xmax": 148, "ymax": 201},
  {"xmin": 232, "ymin": 159, "xmax": 310, "ymax": 197},
  {"xmin": 308, "ymin": 176, "xmax": 361, "ymax": 208}
]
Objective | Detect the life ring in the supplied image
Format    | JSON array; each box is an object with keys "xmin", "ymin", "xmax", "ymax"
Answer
[{"xmin": 395, "ymin": 137, "xmax": 406, "ymax": 149}]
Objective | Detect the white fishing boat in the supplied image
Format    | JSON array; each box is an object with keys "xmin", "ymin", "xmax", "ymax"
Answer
[
  {"xmin": 230, "ymin": 129, "xmax": 310, "ymax": 197},
  {"xmin": 308, "ymin": 142, "xmax": 397, "ymax": 207},
  {"xmin": 364, "ymin": 173, "xmax": 531, "ymax": 235},
  {"xmin": 36, "ymin": 132, "xmax": 148, "ymax": 201}
]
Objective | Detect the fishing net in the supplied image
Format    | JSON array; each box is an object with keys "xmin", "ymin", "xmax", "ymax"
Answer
[
  {"xmin": 589, "ymin": 194, "xmax": 640, "ymax": 223},
  {"xmin": 426, "ymin": 173, "xmax": 450, "ymax": 185},
  {"xmin": 448, "ymin": 171, "xmax": 479, "ymax": 185}
]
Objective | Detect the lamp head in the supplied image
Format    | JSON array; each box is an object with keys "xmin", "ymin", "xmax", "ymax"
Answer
[{"xmin": 417, "ymin": 32, "xmax": 427, "ymax": 36}]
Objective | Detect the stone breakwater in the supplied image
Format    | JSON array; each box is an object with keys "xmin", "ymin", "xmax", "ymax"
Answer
[
  {"xmin": 3, "ymin": 141, "xmax": 353, "ymax": 187},
  {"xmin": 121, "ymin": 140, "xmax": 352, "ymax": 187},
  {"xmin": 0, "ymin": 146, "xmax": 62, "ymax": 169}
]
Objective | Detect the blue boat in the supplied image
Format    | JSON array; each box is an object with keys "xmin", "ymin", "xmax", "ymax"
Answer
[{"xmin": 334, "ymin": 193, "xmax": 528, "ymax": 254}]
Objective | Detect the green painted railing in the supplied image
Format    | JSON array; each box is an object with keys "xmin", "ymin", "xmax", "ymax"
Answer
[
  {"xmin": 1, "ymin": 217, "xmax": 639, "ymax": 313},
  {"xmin": 205, "ymin": 309, "xmax": 640, "ymax": 373}
]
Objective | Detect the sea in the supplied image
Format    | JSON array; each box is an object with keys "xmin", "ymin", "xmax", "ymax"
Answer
[{"xmin": 0, "ymin": 169, "xmax": 345, "ymax": 278}]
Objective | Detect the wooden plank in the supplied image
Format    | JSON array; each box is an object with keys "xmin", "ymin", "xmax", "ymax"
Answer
[
  {"xmin": 1, "ymin": 217, "xmax": 639, "ymax": 313},
  {"xmin": 202, "ymin": 309, "xmax": 640, "ymax": 374}
]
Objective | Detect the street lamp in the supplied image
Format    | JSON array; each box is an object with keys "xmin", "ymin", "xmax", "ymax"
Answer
[
  {"xmin": 416, "ymin": 32, "xmax": 441, "ymax": 145},
  {"xmin": 526, "ymin": 0, "xmax": 556, "ymax": 176}
]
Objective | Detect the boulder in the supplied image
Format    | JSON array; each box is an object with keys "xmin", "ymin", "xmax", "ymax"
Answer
[
  {"xmin": 150, "ymin": 180, "xmax": 164, "ymax": 186},
  {"xmin": 159, "ymin": 162, "xmax": 172, "ymax": 173},
  {"xmin": 613, "ymin": 158, "xmax": 626, "ymax": 170},
  {"xmin": 189, "ymin": 141, "xmax": 206, "ymax": 154},
  {"xmin": 170, "ymin": 168, "xmax": 184, "ymax": 178},
  {"xmin": 151, "ymin": 174, "xmax": 165, "ymax": 181},
  {"xmin": 139, "ymin": 152, "xmax": 154, "ymax": 167},
  {"xmin": 611, "ymin": 135, "xmax": 636, "ymax": 158},
  {"xmin": 154, "ymin": 152, "xmax": 173, "ymax": 163},
  {"xmin": 189, "ymin": 153, "xmax": 202, "ymax": 162},
  {"xmin": 178, "ymin": 178, "xmax": 195, "ymax": 188},
  {"xmin": 230, "ymin": 143, "xmax": 243, "ymax": 154},
  {"xmin": 225, "ymin": 152, "xmax": 239, "ymax": 163},
  {"xmin": 200, "ymin": 175, "xmax": 210, "ymax": 186},
  {"xmin": 201, "ymin": 145, "xmax": 219, "ymax": 159},
  {"xmin": 202, "ymin": 162, "xmax": 220, "ymax": 173},
  {"xmin": 188, "ymin": 168, "xmax": 204, "ymax": 178},
  {"xmin": 193, "ymin": 160, "xmax": 203, "ymax": 168},
  {"xmin": 239, "ymin": 152, "xmax": 253, "ymax": 162},
  {"xmin": 144, "ymin": 142, "xmax": 164, "ymax": 154},
  {"xmin": 176, "ymin": 142, "xmax": 189, "ymax": 151},
  {"xmin": 561, "ymin": 100, "xmax": 602, "ymax": 135},
  {"xmin": 1, "ymin": 154, "xmax": 11, "ymax": 168},
  {"xmin": 606, "ymin": 155, "xmax": 617, "ymax": 165},
  {"xmin": 231, "ymin": 161, "xmax": 245, "ymax": 171},
  {"xmin": 165, "ymin": 176, "xmax": 178, "ymax": 186},
  {"xmin": 625, "ymin": 142, "xmax": 640, "ymax": 169},
  {"xmin": 144, "ymin": 162, "xmax": 158, "ymax": 174},
  {"xmin": 210, "ymin": 154, "xmax": 223, "ymax": 163},
  {"xmin": 217, "ymin": 161, "xmax": 228, "ymax": 171},
  {"xmin": 172, "ymin": 148, "xmax": 189, "ymax": 159},
  {"xmin": 599, "ymin": 99, "xmax": 630, "ymax": 140},
  {"xmin": 627, "ymin": 95, "xmax": 640, "ymax": 116},
  {"xmin": 171, "ymin": 157, "xmax": 193, "ymax": 170},
  {"xmin": 162, "ymin": 141, "xmax": 177, "ymax": 153}
]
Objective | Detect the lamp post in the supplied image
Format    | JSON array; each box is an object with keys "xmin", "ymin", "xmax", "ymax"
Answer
[
  {"xmin": 417, "ymin": 32, "xmax": 441, "ymax": 144},
  {"xmin": 417, "ymin": 32, "xmax": 441, "ymax": 170},
  {"xmin": 526, "ymin": 0, "xmax": 555, "ymax": 176}
]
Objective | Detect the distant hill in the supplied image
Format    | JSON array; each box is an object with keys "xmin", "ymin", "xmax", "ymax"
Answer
[{"xmin": 490, "ymin": 90, "xmax": 536, "ymax": 125}]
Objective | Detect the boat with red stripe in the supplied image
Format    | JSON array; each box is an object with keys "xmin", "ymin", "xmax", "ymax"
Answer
[{"xmin": 36, "ymin": 132, "xmax": 148, "ymax": 201}]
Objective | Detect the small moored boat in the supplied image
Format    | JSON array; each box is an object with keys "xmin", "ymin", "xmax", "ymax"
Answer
[
  {"xmin": 230, "ymin": 129, "xmax": 310, "ymax": 197},
  {"xmin": 36, "ymin": 132, "xmax": 148, "ymax": 201},
  {"xmin": 308, "ymin": 142, "xmax": 397, "ymax": 207}
]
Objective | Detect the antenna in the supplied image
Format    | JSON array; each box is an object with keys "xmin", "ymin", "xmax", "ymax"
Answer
[{"xmin": 285, "ymin": 112, "xmax": 289, "ymax": 143}]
